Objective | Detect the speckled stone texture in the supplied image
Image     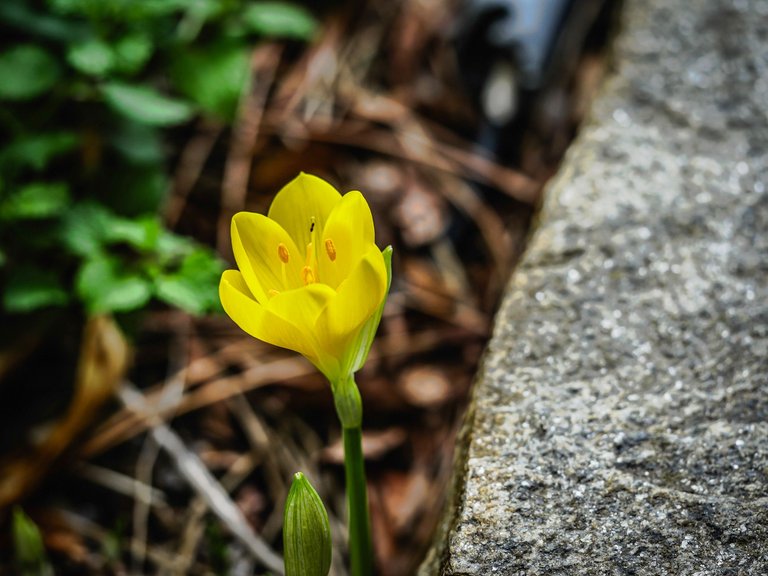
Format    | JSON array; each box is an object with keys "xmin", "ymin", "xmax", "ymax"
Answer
[{"xmin": 420, "ymin": 0, "xmax": 768, "ymax": 574}]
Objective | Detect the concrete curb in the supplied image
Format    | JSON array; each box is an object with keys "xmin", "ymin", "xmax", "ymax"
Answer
[{"xmin": 421, "ymin": 0, "xmax": 768, "ymax": 573}]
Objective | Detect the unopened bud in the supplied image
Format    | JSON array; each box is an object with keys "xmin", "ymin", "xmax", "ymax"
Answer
[{"xmin": 283, "ymin": 473, "xmax": 332, "ymax": 576}]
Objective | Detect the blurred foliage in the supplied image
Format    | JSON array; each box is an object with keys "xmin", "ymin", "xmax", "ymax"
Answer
[
  {"xmin": 0, "ymin": 0, "xmax": 317, "ymax": 318},
  {"xmin": 12, "ymin": 507, "xmax": 53, "ymax": 576}
]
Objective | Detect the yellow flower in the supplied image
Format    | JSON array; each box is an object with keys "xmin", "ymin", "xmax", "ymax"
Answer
[{"xmin": 219, "ymin": 173, "xmax": 391, "ymax": 385}]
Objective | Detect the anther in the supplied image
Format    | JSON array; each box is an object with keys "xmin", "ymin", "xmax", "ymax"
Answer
[
  {"xmin": 324, "ymin": 239, "xmax": 337, "ymax": 261},
  {"xmin": 277, "ymin": 243, "xmax": 290, "ymax": 263},
  {"xmin": 302, "ymin": 266, "xmax": 316, "ymax": 285},
  {"xmin": 268, "ymin": 289, "xmax": 280, "ymax": 298}
]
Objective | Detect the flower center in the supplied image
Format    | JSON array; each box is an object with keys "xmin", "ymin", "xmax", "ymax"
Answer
[{"xmin": 295, "ymin": 217, "xmax": 337, "ymax": 286}]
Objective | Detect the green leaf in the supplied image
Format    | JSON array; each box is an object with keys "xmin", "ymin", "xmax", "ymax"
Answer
[
  {"xmin": 51, "ymin": 0, "xmax": 192, "ymax": 20},
  {"xmin": 0, "ymin": 1, "xmax": 87, "ymax": 42},
  {"xmin": 67, "ymin": 39, "xmax": 115, "ymax": 76},
  {"xmin": 109, "ymin": 121, "xmax": 164, "ymax": 165},
  {"xmin": 113, "ymin": 33, "xmax": 154, "ymax": 75},
  {"xmin": 0, "ymin": 45, "xmax": 61, "ymax": 101},
  {"xmin": 170, "ymin": 41, "xmax": 250, "ymax": 121},
  {"xmin": 105, "ymin": 216, "xmax": 161, "ymax": 251},
  {"xmin": 156, "ymin": 230, "xmax": 194, "ymax": 260},
  {"xmin": 175, "ymin": 0, "xmax": 225, "ymax": 42},
  {"xmin": 102, "ymin": 82, "xmax": 195, "ymax": 126},
  {"xmin": 61, "ymin": 203, "xmax": 164, "ymax": 255},
  {"xmin": 60, "ymin": 202, "xmax": 113, "ymax": 256},
  {"xmin": 0, "ymin": 182, "xmax": 69, "ymax": 220},
  {"xmin": 102, "ymin": 161, "xmax": 167, "ymax": 215},
  {"xmin": 47, "ymin": 0, "xmax": 97, "ymax": 16},
  {"xmin": 155, "ymin": 276, "xmax": 209, "ymax": 314},
  {"xmin": 242, "ymin": 2, "xmax": 317, "ymax": 40},
  {"xmin": 179, "ymin": 247, "xmax": 223, "ymax": 277},
  {"xmin": 76, "ymin": 254, "xmax": 152, "ymax": 313},
  {"xmin": 155, "ymin": 247, "xmax": 223, "ymax": 314},
  {"xmin": 0, "ymin": 132, "xmax": 79, "ymax": 172},
  {"xmin": 4, "ymin": 267, "xmax": 69, "ymax": 312},
  {"xmin": 12, "ymin": 508, "xmax": 53, "ymax": 576}
]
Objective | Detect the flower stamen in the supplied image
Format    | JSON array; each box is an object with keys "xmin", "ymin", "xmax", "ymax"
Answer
[
  {"xmin": 304, "ymin": 240, "xmax": 319, "ymax": 284},
  {"xmin": 325, "ymin": 239, "xmax": 337, "ymax": 262},
  {"xmin": 302, "ymin": 266, "xmax": 316, "ymax": 285},
  {"xmin": 277, "ymin": 243, "xmax": 290, "ymax": 263},
  {"xmin": 278, "ymin": 243, "xmax": 290, "ymax": 286}
]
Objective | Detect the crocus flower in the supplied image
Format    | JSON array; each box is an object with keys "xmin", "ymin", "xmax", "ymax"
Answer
[{"xmin": 219, "ymin": 173, "xmax": 391, "ymax": 388}]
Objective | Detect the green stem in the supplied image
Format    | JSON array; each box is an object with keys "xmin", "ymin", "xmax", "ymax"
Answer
[{"xmin": 343, "ymin": 425, "xmax": 373, "ymax": 576}]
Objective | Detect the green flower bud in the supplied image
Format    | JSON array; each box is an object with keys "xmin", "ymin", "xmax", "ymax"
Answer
[{"xmin": 283, "ymin": 472, "xmax": 332, "ymax": 576}]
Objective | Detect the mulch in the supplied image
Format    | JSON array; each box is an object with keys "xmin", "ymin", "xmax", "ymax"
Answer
[{"xmin": 0, "ymin": 0, "xmax": 611, "ymax": 573}]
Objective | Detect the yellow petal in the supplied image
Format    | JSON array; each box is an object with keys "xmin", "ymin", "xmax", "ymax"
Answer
[
  {"xmin": 264, "ymin": 283, "xmax": 341, "ymax": 379},
  {"xmin": 231, "ymin": 212, "xmax": 303, "ymax": 303},
  {"xmin": 316, "ymin": 190, "xmax": 376, "ymax": 289},
  {"xmin": 316, "ymin": 246, "xmax": 387, "ymax": 358},
  {"xmin": 219, "ymin": 270, "xmax": 320, "ymax": 363},
  {"xmin": 265, "ymin": 283, "xmax": 336, "ymax": 333},
  {"xmin": 267, "ymin": 173, "xmax": 341, "ymax": 253},
  {"xmin": 346, "ymin": 245, "xmax": 393, "ymax": 374}
]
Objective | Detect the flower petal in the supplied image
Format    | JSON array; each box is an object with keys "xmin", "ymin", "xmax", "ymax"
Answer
[
  {"xmin": 316, "ymin": 245, "xmax": 387, "ymax": 363},
  {"xmin": 347, "ymin": 245, "xmax": 393, "ymax": 374},
  {"xmin": 231, "ymin": 212, "xmax": 304, "ymax": 303},
  {"xmin": 219, "ymin": 270, "xmax": 319, "ymax": 362},
  {"xmin": 265, "ymin": 283, "xmax": 336, "ymax": 332},
  {"xmin": 265, "ymin": 283, "xmax": 341, "ymax": 379},
  {"xmin": 316, "ymin": 190, "xmax": 375, "ymax": 289},
  {"xmin": 267, "ymin": 173, "xmax": 341, "ymax": 252}
]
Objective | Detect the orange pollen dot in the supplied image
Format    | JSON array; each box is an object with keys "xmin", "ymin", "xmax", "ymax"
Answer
[
  {"xmin": 302, "ymin": 266, "xmax": 316, "ymax": 285},
  {"xmin": 277, "ymin": 243, "xmax": 290, "ymax": 263},
  {"xmin": 325, "ymin": 239, "xmax": 337, "ymax": 261},
  {"xmin": 268, "ymin": 289, "xmax": 280, "ymax": 298}
]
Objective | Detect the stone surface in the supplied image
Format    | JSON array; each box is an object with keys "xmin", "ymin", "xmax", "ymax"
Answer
[{"xmin": 421, "ymin": 0, "xmax": 768, "ymax": 574}]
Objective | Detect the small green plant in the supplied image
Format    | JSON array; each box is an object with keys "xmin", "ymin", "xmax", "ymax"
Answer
[
  {"xmin": 0, "ymin": 0, "xmax": 318, "ymax": 318},
  {"xmin": 12, "ymin": 507, "xmax": 53, "ymax": 576}
]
